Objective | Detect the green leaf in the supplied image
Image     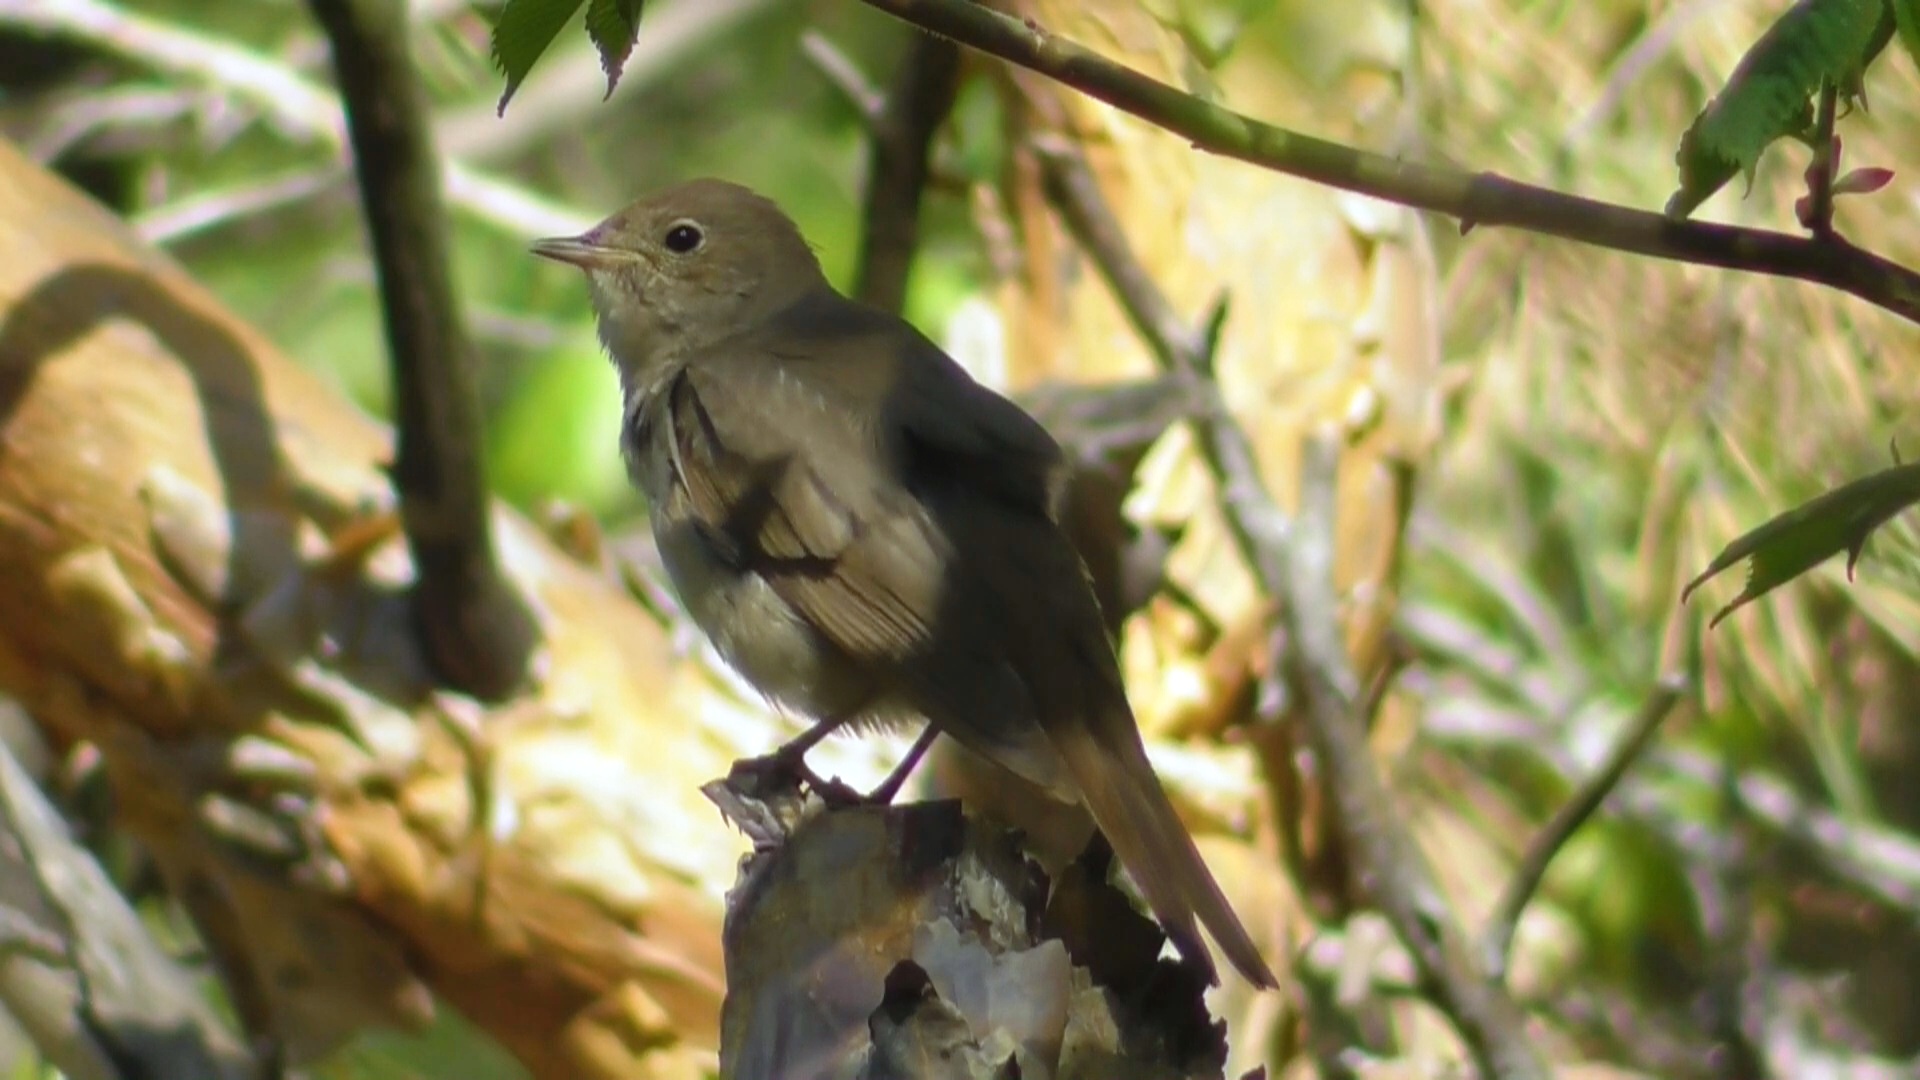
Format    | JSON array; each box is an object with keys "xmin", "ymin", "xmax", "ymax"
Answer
[
  {"xmin": 1894, "ymin": 0, "xmax": 1920, "ymax": 76},
  {"xmin": 491, "ymin": 0, "xmax": 587, "ymax": 116},
  {"xmin": 585, "ymin": 0, "xmax": 647, "ymax": 100},
  {"xmin": 1665, "ymin": 0, "xmax": 1893, "ymax": 220},
  {"xmin": 1682, "ymin": 458, "xmax": 1920, "ymax": 627}
]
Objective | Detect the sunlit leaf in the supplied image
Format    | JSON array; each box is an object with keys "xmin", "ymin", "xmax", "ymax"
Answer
[
  {"xmin": 492, "ymin": 0, "xmax": 587, "ymax": 116},
  {"xmin": 1665, "ymin": 0, "xmax": 1894, "ymax": 220},
  {"xmin": 1682, "ymin": 459, "xmax": 1920, "ymax": 627},
  {"xmin": 585, "ymin": 0, "xmax": 647, "ymax": 100}
]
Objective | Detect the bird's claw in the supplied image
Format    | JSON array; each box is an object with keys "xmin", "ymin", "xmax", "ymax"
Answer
[{"xmin": 729, "ymin": 748, "xmax": 872, "ymax": 810}]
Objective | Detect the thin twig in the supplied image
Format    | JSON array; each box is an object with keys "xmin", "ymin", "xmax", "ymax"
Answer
[
  {"xmin": 800, "ymin": 30, "xmax": 887, "ymax": 122},
  {"xmin": 306, "ymin": 0, "xmax": 534, "ymax": 700},
  {"xmin": 134, "ymin": 166, "xmax": 345, "ymax": 244},
  {"xmin": 851, "ymin": 32, "xmax": 962, "ymax": 313},
  {"xmin": 857, "ymin": 0, "xmax": 1920, "ymax": 327},
  {"xmin": 1480, "ymin": 674, "xmax": 1688, "ymax": 980},
  {"xmin": 1035, "ymin": 143, "xmax": 1291, "ymax": 588},
  {"xmin": 1802, "ymin": 81, "xmax": 1840, "ymax": 237},
  {"xmin": 1036, "ymin": 140, "xmax": 1547, "ymax": 1079},
  {"xmin": 1559, "ymin": 0, "xmax": 1719, "ymax": 162},
  {"xmin": 1406, "ymin": 640, "xmax": 1920, "ymax": 925},
  {"xmin": 22, "ymin": 86, "xmax": 202, "ymax": 162}
]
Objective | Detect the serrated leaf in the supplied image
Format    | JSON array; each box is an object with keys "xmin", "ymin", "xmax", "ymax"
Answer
[
  {"xmin": 1894, "ymin": 0, "xmax": 1920, "ymax": 78},
  {"xmin": 585, "ymin": 0, "xmax": 647, "ymax": 100},
  {"xmin": 1665, "ymin": 0, "xmax": 1894, "ymax": 219},
  {"xmin": 1682, "ymin": 460, "xmax": 1920, "ymax": 627},
  {"xmin": 492, "ymin": 0, "xmax": 587, "ymax": 116}
]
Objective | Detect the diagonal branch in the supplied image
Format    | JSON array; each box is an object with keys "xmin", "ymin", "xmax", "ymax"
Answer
[
  {"xmin": 1480, "ymin": 675, "xmax": 1688, "ymax": 979},
  {"xmin": 1036, "ymin": 140, "xmax": 1548, "ymax": 1080},
  {"xmin": 305, "ymin": 0, "xmax": 535, "ymax": 700},
  {"xmin": 858, "ymin": 0, "xmax": 1920, "ymax": 327}
]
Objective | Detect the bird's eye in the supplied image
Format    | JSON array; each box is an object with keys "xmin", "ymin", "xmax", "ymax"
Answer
[{"xmin": 663, "ymin": 222, "xmax": 704, "ymax": 254}]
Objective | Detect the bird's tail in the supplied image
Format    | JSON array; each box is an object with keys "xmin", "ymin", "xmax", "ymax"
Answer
[{"xmin": 1050, "ymin": 710, "xmax": 1278, "ymax": 990}]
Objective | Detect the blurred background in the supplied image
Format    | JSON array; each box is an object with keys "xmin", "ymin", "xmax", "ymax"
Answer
[{"xmin": 6, "ymin": 0, "xmax": 1920, "ymax": 1076}]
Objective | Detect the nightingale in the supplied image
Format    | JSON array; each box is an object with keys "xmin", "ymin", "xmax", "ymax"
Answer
[{"xmin": 532, "ymin": 178, "xmax": 1276, "ymax": 990}]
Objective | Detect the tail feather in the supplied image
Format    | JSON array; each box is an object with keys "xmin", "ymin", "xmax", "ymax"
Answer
[{"xmin": 1050, "ymin": 714, "xmax": 1278, "ymax": 989}]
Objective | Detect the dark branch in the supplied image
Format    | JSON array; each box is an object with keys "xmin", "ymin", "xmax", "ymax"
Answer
[
  {"xmin": 305, "ymin": 0, "xmax": 535, "ymax": 700},
  {"xmin": 851, "ymin": 31, "xmax": 962, "ymax": 313},
  {"xmin": 859, "ymin": 0, "xmax": 1920, "ymax": 327}
]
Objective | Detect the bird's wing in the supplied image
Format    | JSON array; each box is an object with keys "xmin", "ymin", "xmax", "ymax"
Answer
[
  {"xmin": 661, "ymin": 291, "xmax": 1072, "ymax": 666},
  {"xmin": 663, "ymin": 338, "xmax": 933, "ymax": 662},
  {"xmin": 764, "ymin": 290, "xmax": 1069, "ymax": 519}
]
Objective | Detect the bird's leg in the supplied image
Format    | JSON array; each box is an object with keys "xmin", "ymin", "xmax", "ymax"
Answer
[
  {"xmin": 770, "ymin": 710, "xmax": 844, "ymax": 760},
  {"xmin": 864, "ymin": 724, "xmax": 939, "ymax": 805},
  {"xmin": 734, "ymin": 717, "xmax": 940, "ymax": 809},
  {"xmin": 731, "ymin": 713, "xmax": 867, "ymax": 807}
]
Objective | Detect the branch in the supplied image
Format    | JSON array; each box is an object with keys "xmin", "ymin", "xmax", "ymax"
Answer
[
  {"xmin": 134, "ymin": 166, "xmax": 344, "ymax": 244},
  {"xmin": 1285, "ymin": 436, "xmax": 1547, "ymax": 1080},
  {"xmin": 0, "ymin": 731, "xmax": 257, "ymax": 1080},
  {"xmin": 1801, "ymin": 80, "xmax": 1840, "ymax": 236},
  {"xmin": 841, "ymin": 31, "xmax": 963, "ymax": 313},
  {"xmin": 800, "ymin": 28, "xmax": 960, "ymax": 313},
  {"xmin": 1405, "ymin": 611, "xmax": 1920, "ymax": 926},
  {"xmin": 1036, "ymin": 142, "xmax": 1547, "ymax": 1079},
  {"xmin": 858, "ymin": 0, "xmax": 1920, "ymax": 327},
  {"xmin": 305, "ymin": 0, "xmax": 535, "ymax": 700},
  {"xmin": 1035, "ymin": 144, "xmax": 1291, "ymax": 592},
  {"xmin": 1480, "ymin": 675, "xmax": 1687, "ymax": 980},
  {"xmin": 801, "ymin": 30, "xmax": 887, "ymax": 122}
]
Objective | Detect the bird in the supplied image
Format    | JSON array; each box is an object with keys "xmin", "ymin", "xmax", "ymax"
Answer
[{"xmin": 531, "ymin": 178, "xmax": 1276, "ymax": 990}]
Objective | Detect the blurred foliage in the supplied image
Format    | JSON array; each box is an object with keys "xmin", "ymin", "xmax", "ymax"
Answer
[
  {"xmin": 314, "ymin": 1012, "xmax": 529, "ymax": 1080},
  {"xmin": 8, "ymin": 0, "xmax": 1920, "ymax": 1075}
]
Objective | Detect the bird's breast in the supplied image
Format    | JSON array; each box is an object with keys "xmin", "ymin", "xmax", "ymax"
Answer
[{"xmin": 649, "ymin": 489, "xmax": 875, "ymax": 721}]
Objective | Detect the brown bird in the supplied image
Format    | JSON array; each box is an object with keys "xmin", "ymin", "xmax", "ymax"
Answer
[{"xmin": 532, "ymin": 178, "xmax": 1276, "ymax": 990}]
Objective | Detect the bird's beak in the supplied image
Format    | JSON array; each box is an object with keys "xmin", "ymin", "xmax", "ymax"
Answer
[{"xmin": 530, "ymin": 233, "xmax": 622, "ymax": 271}]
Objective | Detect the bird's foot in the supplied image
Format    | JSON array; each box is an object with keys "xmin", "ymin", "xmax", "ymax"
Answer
[{"xmin": 729, "ymin": 748, "xmax": 870, "ymax": 810}]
